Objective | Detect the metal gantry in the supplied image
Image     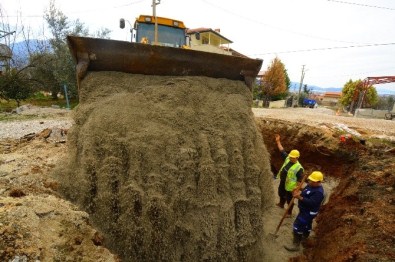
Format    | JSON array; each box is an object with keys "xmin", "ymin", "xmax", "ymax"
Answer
[{"xmin": 354, "ymin": 76, "xmax": 395, "ymax": 115}]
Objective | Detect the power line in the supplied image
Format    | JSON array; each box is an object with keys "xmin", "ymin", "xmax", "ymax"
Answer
[
  {"xmin": 326, "ymin": 0, "xmax": 395, "ymax": 11},
  {"xmin": 3, "ymin": 0, "xmax": 145, "ymax": 17},
  {"xmin": 200, "ymin": 0, "xmax": 371, "ymax": 45},
  {"xmin": 254, "ymin": 42, "xmax": 395, "ymax": 56}
]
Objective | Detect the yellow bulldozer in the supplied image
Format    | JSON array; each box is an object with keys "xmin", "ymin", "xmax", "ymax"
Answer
[{"xmin": 67, "ymin": 13, "xmax": 262, "ymax": 91}]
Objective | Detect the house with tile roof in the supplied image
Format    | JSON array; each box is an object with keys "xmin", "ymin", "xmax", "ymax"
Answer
[
  {"xmin": 317, "ymin": 91, "xmax": 342, "ymax": 106},
  {"xmin": 186, "ymin": 28, "xmax": 235, "ymax": 56}
]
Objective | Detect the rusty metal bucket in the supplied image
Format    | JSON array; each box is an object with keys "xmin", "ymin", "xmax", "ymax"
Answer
[{"xmin": 67, "ymin": 36, "xmax": 263, "ymax": 92}]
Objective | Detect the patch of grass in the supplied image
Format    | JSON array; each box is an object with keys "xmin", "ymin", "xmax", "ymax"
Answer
[
  {"xmin": 366, "ymin": 137, "xmax": 395, "ymax": 147},
  {"xmin": 0, "ymin": 100, "xmax": 17, "ymax": 112},
  {"xmin": 0, "ymin": 113, "xmax": 46, "ymax": 122},
  {"xmin": 0, "ymin": 95, "xmax": 78, "ymax": 113}
]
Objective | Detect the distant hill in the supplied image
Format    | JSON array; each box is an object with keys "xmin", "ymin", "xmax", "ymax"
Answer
[
  {"xmin": 11, "ymin": 39, "xmax": 52, "ymax": 61},
  {"xmin": 309, "ymin": 85, "xmax": 342, "ymax": 93},
  {"xmin": 290, "ymin": 82, "xmax": 341, "ymax": 94},
  {"xmin": 291, "ymin": 82, "xmax": 395, "ymax": 96}
]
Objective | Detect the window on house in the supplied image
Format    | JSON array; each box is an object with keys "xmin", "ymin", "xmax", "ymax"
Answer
[{"xmin": 202, "ymin": 36, "xmax": 209, "ymax": 44}]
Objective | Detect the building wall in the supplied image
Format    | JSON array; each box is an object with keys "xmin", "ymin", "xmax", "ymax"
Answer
[
  {"xmin": 189, "ymin": 33, "xmax": 232, "ymax": 55},
  {"xmin": 268, "ymin": 100, "xmax": 286, "ymax": 108},
  {"xmin": 355, "ymin": 108, "xmax": 388, "ymax": 119}
]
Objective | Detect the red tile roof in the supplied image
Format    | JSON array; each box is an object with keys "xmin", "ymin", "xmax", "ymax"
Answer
[{"xmin": 324, "ymin": 92, "xmax": 342, "ymax": 98}]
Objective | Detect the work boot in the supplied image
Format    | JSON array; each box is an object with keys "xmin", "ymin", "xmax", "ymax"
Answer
[
  {"xmin": 302, "ymin": 232, "xmax": 310, "ymax": 241},
  {"xmin": 284, "ymin": 232, "xmax": 302, "ymax": 252},
  {"xmin": 276, "ymin": 199, "xmax": 285, "ymax": 208},
  {"xmin": 301, "ymin": 232, "xmax": 310, "ymax": 245}
]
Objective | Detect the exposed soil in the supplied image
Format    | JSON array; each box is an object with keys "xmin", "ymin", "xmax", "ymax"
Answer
[
  {"xmin": 0, "ymin": 76, "xmax": 394, "ymax": 261},
  {"xmin": 255, "ymin": 110, "xmax": 395, "ymax": 262},
  {"xmin": 0, "ymin": 128, "xmax": 119, "ymax": 261}
]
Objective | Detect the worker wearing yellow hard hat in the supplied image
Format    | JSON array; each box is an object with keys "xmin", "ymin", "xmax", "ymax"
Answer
[
  {"xmin": 284, "ymin": 171, "xmax": 325, "ymax": 252},
  {"xmin": 307, "ymin": 171, "xmax": 324, "ymax": 182},
  {"xmin": 274, "ymin": 134, "xmax": 304, "ymax": 217},
  {"xmin": 288, "ymin": 149, "xmax": 300, "ymax": 158}
]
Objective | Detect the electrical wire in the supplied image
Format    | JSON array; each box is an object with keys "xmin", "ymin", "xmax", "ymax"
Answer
[
  {"xmin": 254, "ymin": 42, "xmax": 395, "ymax": 56},
  {"xmin": 326, "ymin": 0, "xmax": 395, "ymax": 11},
  {"xmin": 3, "ymin": 0, "xmax": 145, "ymax": 17},
  {"xmin": 200, "ymin": 0, "xmax": 374, "ymax": 45}
]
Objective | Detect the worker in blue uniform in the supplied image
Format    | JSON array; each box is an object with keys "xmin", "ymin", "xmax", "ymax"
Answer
[{"xmin": 284, "ymin": 171, "xmax": 325, "ymax": 252}]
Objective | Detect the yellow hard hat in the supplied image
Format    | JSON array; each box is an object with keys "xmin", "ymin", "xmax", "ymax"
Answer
[
  {"xmin": 308, "ymin": 171, "xmax": 324, "ymax": 182},
  {"xmin": 289, "ymin": 149, "xmax": 300, "ymax": 158}
]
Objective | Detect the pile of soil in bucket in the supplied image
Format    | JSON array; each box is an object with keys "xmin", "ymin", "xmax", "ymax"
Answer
[{"xmin": 54, "ymin": 72, "xmax": 275, "ymax": 261}]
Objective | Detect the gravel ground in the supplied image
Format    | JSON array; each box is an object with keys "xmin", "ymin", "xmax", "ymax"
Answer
[
  {"xmin": 252, "ymin": 107, "xmax": 395, "ymax": 141},
  {"xmin": 0, "ymin": 118, "xmax": 73, "ymax": 139},
  {"xmin": 1, "ymin": 106, "xmax": 394, "ymax": 141},
  {"xmin": 0, "ymin": 106, "xmax": 74, "ymax": 139}
]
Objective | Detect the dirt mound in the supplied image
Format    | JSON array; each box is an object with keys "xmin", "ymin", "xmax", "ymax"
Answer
[{"xmin": 55, "ymin": 72, "xmax": 274, "ymax": 261}]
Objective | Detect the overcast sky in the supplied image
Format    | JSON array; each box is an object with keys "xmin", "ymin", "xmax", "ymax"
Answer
[{"xmin": 1, "ymin": 0, "xmax": 395, "ymax": 93}]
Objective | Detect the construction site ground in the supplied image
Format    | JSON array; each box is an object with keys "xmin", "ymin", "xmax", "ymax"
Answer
[{"xmin": 0, "ymin": 105, "xmax": 394, "ymax": 261}]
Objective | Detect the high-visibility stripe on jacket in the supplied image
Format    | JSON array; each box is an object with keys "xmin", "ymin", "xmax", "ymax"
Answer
[{"xmin": 276, "ymin": 157, "xmax": 303, "ymax": 191}]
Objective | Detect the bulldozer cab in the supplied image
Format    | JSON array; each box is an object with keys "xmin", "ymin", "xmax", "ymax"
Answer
[{"xmin": 131, "ymin": 15, "xmax": 187, "ymax": 48}]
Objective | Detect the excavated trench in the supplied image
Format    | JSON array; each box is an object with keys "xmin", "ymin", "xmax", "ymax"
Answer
[
  {"xmin": 256, "ymin": 118, "xmax": 361, "ymax": 261},
  {"xmin": 256, "ymin": 118, "xmax": 395, "ymax": 261},
  {"xmin": 256, "ymin": 118, "xmax": 358, "ymax": 181},
  {"xmin": 55, "ymin": 72, "xmax": 368, "ymax": 261}
]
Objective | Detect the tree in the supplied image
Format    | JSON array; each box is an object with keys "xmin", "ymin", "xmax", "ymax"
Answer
[
  {"xmin": 387, "ymin": 96, "xmax": 395, "ymax": 111},
  {"xmin": 261, "ymin": 57, "xmax": 288, "ymax": 104},
  {"xmin": 39, "ymin": 0, "xmax": 82, "ymax": 100},
  {"xmin": 32, "ymin": 0, "xmax": 111, "ymax": 100},
  {"xmin": 374, "ymin": 95, "xmax": 394, "ymax": 110},
  {"xmin": 296, "ymin": 84, "xmax": 313, "ymax": 106},
  {"xmin": 0, "ymin": 68, "xmax": 35, "ymax": 107},
  {"xmin": 252, "ymin": 82, "xmax": 262, "ymax": 101},
  {"xmin": 364, "ymin": 86, "xmax": 378, "ymax": 107},
  {"xmin": 339, "ymin": 79, "xmax": 356, "ymax": 108},
  {"xmin": 0, "ymin": 7, "xmax": 49, "ymax": 105},
  {"xmin": 284, "ymin": 68, "xmax": 291, "ymax": 91},
  {"xmin": 339, "ymin": 79, "xmax": 378, "ymax": 112},
  {"xmin": 2, "ymin": 0, "xmax": 111, "ymax": 105}
]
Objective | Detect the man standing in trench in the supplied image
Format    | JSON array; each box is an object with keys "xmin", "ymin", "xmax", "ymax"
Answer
[
  {"xmin": 274, "ymin": 134, "xmax": 304, "ymax": 217},
  {"xmin": 284, "ymin": 171, "xmax": 325, "ymax": 251}
]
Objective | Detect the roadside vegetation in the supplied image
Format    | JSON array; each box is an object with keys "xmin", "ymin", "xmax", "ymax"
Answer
[
  {"xmin": 0, "ymin": 92, "xmax": 77, "ymax": 112},
  {"xmin": 0, "ymin": 0, "xmax": 109, "ymax": 112}
]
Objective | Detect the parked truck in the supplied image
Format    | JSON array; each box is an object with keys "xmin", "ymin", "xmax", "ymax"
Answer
[{"xmin": 303, "ymin": 98, "xmax": 317, "ymax": 108}]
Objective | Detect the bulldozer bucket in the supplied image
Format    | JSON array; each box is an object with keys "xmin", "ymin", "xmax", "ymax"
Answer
[{"xmin": 67, "ymin": 36, "xmax": 263, "ymax": 92}]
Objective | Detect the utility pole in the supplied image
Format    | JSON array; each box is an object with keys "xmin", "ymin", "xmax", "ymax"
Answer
[
  {"xmin": 152, "ymin": 0, "xmax": 161, "ymax": 45},
  {"xmin": 354, "ymin": 80, "xmax": 368, "ymax": 117},
  {"xmin": 296, "ymin": 65, "xmax": 306, "ymax": 107}
]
